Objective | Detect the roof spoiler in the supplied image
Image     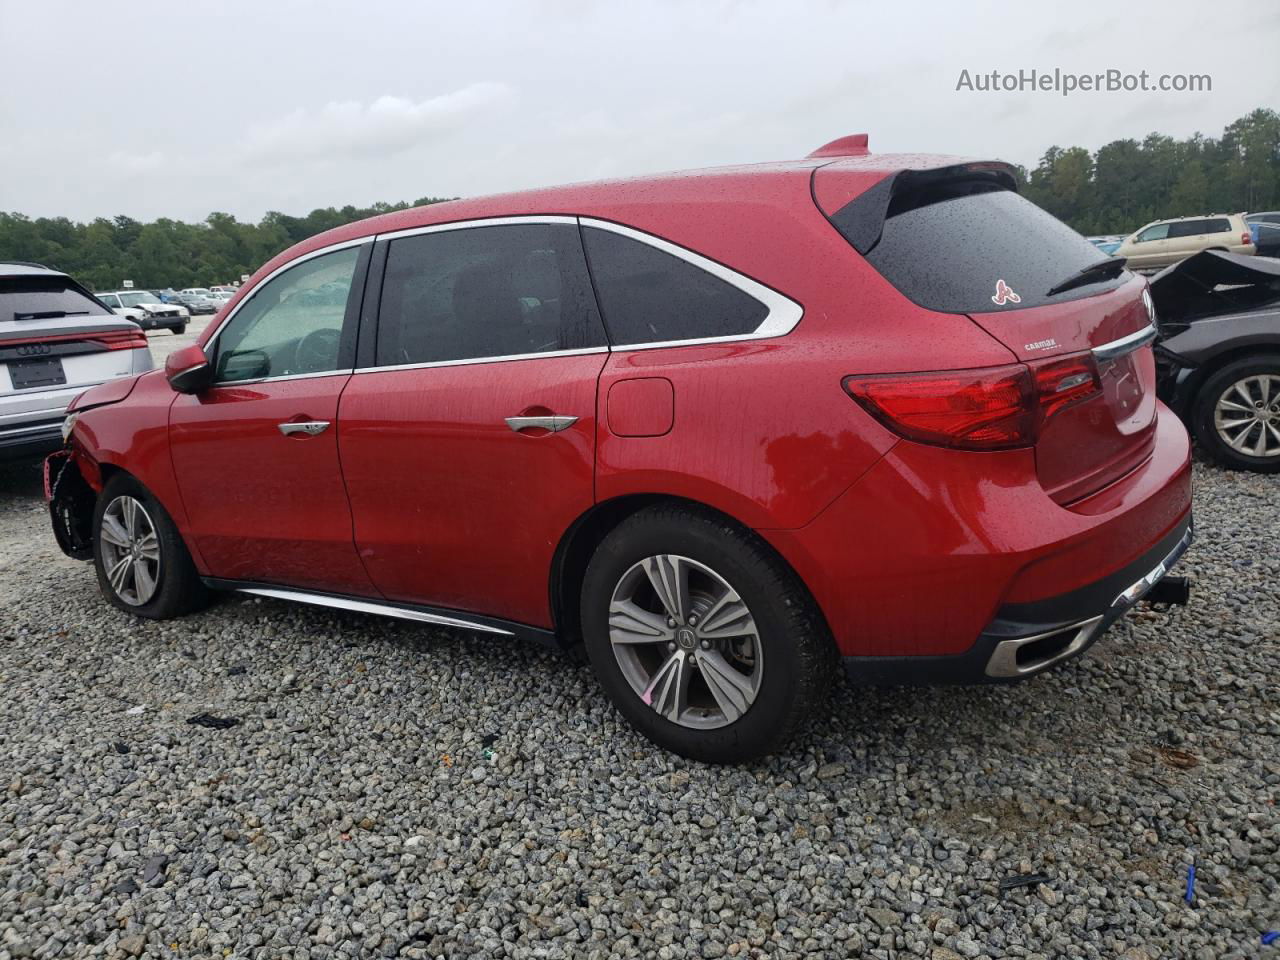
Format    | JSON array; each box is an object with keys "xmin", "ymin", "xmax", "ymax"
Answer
[
  {"xmin": 823, "ymin": 160, "xmax": 1020, "ymax": 254},
  {"xmin": 808, "ymin": 134, "xmax": 870, "ymax": 158}
]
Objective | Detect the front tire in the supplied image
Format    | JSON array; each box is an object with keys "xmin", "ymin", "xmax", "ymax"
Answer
[
  {"xmin": 1193, "ymin": 356, "xmax": 1280, "ymax": 473},
  {"xmin": 581, "ymin": 504, "xmax": 834, "ymax": 762},
  {"xmin": 93, "ymin": 474, "xmax": 208, "ymax": 618}
]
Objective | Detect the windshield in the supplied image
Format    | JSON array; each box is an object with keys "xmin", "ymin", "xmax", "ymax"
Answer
[{"xmin": 119, "ymin": 292, "xmax": 162, "ymax": 306}]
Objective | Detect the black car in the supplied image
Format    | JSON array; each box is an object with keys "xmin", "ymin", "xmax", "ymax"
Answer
[
  {"xmin": 170, "ymin": 292, "xmax": 218, "ymax": 315},
  {"xmin": 1153, "ymin": 250, "xmax": 1280, "ymax": 473}
]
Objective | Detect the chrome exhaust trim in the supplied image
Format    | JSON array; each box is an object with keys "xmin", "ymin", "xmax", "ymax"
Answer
[{"xmin": 984, "ymin": 616, "xmax": 1104, "ymax": 678}]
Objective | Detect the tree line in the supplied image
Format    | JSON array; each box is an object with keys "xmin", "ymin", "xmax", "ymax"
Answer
[
  {"xmin": 0, "ymin": 199, "xmax": 450, "ymax": 293},
  {"xmin": 1, "ymin": 108, "xmax": 1276, "ymax": 291},
  {"xmin": 1016, "ymin": 108, "xmax": 1278, "ymax": 235}
]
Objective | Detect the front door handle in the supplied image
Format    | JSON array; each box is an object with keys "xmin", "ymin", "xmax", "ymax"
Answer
[
  {"xmin": 505, "ymin": 415, "xmax": 578, "ymax": 434},
  {"xmin": 278, "ymin": 420, "xmax": 330, "ymax": 437}
]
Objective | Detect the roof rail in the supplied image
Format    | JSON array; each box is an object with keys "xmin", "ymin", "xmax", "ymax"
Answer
[
  {"xmin": 0, "ymin": 260, "xmax": 53, "ymax": 270},
  {"xmin": 807, "ymin": 133, "xmax": 870, "ymax": 159}
]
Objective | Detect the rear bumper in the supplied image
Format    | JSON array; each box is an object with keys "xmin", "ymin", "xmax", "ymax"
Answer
[
  {"xmin": 762, "ymin": 404, "xmax": 1193, "ymax": 662},
  {"xmin": 0, "ymin": 419, "xmax": 63, "ymax": 460},
  {"xmin": 840, "ymin": 515, "xmax": 1192, "ymax": 684}
]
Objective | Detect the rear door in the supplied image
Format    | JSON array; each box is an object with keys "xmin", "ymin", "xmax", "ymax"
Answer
[
  {"xmin": 169, "ymin": 242, "xmax": 376, "ymax": 594},
  {"xmin": 338, "ymin": 218, "xmax": 608, "ymax": 627},
  {"xmin": 817, "ymin": 167, "xmax": 1158, "ymax": 503},
  {"xmin": 1168, "ymin": 219, "xmax": 1211, "ymax": 260}
]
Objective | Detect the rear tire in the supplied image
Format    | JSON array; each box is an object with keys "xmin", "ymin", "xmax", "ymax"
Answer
[
  {"xmin": 173, "ymin": 323, "xmax": 186, "ymax": 335},
  {"xmin": 580, "ymin": 503, "xmax": 834, "ymax": 762},
  {"xmin": 93, "ymin": 474, "xmax": 209, "ymax": 618},
  {"xmin": 1192, "ymin": 356, "xmax": 1280, "ymax": 473}
]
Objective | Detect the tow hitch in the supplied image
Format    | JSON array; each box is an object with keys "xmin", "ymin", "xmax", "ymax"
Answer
[{"xmin": 1145, "ymin": 575, "xmax": 1191, "ymax": 607}]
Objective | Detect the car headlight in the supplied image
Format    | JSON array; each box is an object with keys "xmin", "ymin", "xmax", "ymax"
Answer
[{"xmin": 60, "ymin": 412, "xmax": 79, "ymax": 443}]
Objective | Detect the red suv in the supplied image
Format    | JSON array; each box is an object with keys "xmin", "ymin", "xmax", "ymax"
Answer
[{"xmin": 47, "ymin": 136, "xmax": 1193, "ymax": 761}]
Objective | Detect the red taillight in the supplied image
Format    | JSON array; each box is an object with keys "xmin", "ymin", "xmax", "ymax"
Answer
[
  {"xmin": 90, "ymin": 330, "xmax": 148, "ymax": 351},
  {"xmin": 1028, "ymin": 353, "xmax": 1101, "ymax": 420},
  {"xmin": 1243, "ymin": 231, "xmax": 1253, "ymax": 246},
  {"xmin": 843, "ymin": 352, "xmax": 1101, "ymax": 451}
]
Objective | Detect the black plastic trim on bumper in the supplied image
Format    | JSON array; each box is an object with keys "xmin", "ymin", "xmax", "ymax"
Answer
[
  {"xmin": 1, "ymin": 423, "xmax": 63, "ymax": 461},
  {"xmin": 843, "ymin": 513, "xmax": 1193, "ymax": 685}
]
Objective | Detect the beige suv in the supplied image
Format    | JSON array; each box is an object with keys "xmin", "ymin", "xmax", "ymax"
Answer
[{"xmin": 1115, "ymin": 213, "xmax": 1255, "ymax": 270}]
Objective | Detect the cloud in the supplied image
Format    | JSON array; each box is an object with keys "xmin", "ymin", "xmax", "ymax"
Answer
[
  {"xmin": 241, "ymin": 83, "xmax": 515, "ymax": 164},
  {"xmin": 107, "ymin": 150, "xmax": 167, "ymax": 172}
]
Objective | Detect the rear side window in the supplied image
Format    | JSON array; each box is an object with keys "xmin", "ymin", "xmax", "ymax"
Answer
[
  {"xmin": 834, "ymin": 183, "xmax": 1122, "ymax": 314},
  {"xmin": 581, "ymin": 226, "xmax": 769, "ymax": 345},
  {"xmin": 0, "ymin": 276, "xmax": 113, "ymax": 321},
  {"xmin": 376, "ymin": 223, "xmax": 606, "ymax": 366},
  {"xmin": 1168, "ymin": 219, "xmax": 1230, "ymax": 238}
]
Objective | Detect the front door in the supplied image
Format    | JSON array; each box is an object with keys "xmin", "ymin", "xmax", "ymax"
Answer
[
  {"xmin": 338, "ymin": 219, "xmax": 609, "ymax": 627},
  {"xmin": 169, "ymin": 242, "xmax": 377, "ymax": 595}
]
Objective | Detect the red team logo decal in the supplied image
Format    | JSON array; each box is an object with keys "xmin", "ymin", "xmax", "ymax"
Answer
[{"xmin": 991, "ymin": 279, "xmax": 1021, "ymax": 305}]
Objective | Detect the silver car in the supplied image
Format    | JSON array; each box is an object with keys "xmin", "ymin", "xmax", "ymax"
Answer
[{"xmin": 1, "ymin": 262, "xmax": 154, "ymax": 460}]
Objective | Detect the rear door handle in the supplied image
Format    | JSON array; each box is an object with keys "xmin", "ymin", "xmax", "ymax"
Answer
[
  {"xmin": 505, "ymin": 415, "xmax": 578, "ymax": 433},
  {"xmin": 278, "ymin": 421, "xmax": 330, "ymax": 437}
]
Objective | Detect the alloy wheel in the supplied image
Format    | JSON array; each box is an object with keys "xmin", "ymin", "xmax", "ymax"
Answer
[
  {"xmin": 608, "ymin": 554, "xmax": 763, "ymax": 730},
  {"xmin": 1214, "ymin": 374, "xmax": 1280, "ymax": 459},
  {"xmin": 99, "ymin": 495, "xmax": 162, "ymax": 606}
]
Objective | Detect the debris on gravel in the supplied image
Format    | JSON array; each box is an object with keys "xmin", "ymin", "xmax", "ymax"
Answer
[{"xmin": 0, "ymin": 457, "xmax": 1276, "ymax": 958}]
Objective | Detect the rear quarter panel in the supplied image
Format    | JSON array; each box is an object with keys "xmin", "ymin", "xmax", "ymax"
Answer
[{"xmin": 592, "ymin": 177, "xmax": 1020, "ymax": 530}]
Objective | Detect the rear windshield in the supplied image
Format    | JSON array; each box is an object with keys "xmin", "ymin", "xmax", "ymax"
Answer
[
  {"xmin": 842, "ymin": 182, "xmax": 1123, "ymax": 314},
  {"xmin": 0, "ymin": 276, "xmax": 113, "ymax": 322}
]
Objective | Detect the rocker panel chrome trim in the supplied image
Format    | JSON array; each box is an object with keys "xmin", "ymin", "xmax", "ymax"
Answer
[{"xmin": 236, "ymin": 586, "xmax": 514, "ymax": 635}]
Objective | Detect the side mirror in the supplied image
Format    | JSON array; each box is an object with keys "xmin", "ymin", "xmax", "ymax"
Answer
[{"xmin": 165, "ymin": 344, "xmax": 214, "ymax": 394}]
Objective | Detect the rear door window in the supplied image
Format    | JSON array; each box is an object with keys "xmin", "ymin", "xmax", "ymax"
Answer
[
  {"xmin": 1169, "ymin": 220, "xmax": 1207, "ymax": 238},
  {"xmin": 833, "ymin": 183, "xmax": 1124, "ymax": 314},
  {"xmin": 0, "ymin": 276, "xmax": 115, "ymax": 321},
  {"xmin": 375, "ymin": 222, "xmax": 607, "ymax": 366},
  {"xmin": 581, "ymin": 226, "xmax": 769, "ymax": 345}
]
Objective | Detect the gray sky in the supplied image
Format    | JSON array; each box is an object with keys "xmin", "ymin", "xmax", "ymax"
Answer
[{"xmin": 2, "ymin": 0, "xmax": 1276, "ymax": 223}]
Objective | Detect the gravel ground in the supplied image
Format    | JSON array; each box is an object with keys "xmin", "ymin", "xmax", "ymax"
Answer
[{"xmin": 0, "ymin": 392, "xmax": 1276, "ymax": 958}]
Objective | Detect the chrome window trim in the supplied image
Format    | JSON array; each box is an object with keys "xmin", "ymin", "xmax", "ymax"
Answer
[
  {"xmin": 202, "ymin": 236, "xmax": 371, "ymax": 385},
  {"xmin": 201, "ymin": 211, "xmax": 806, "ymax": 383},
  {"xmin": 356, "ymin": 346, "xmax": 607, "ymax": 376},
  {"xmin": 1092, "ymin": 323, "xmax": 1158, "ymax": 362},
  {"xmin": 210, "ymin": 368, "xmax": 356, "ymax": 388},
  {"xmin": 578, "ymin": 217, "xmax": 804, "ymax": 351},
  {"xmin": 373, "ymin": 214, "xmax": 579, "ymax": 243}
]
